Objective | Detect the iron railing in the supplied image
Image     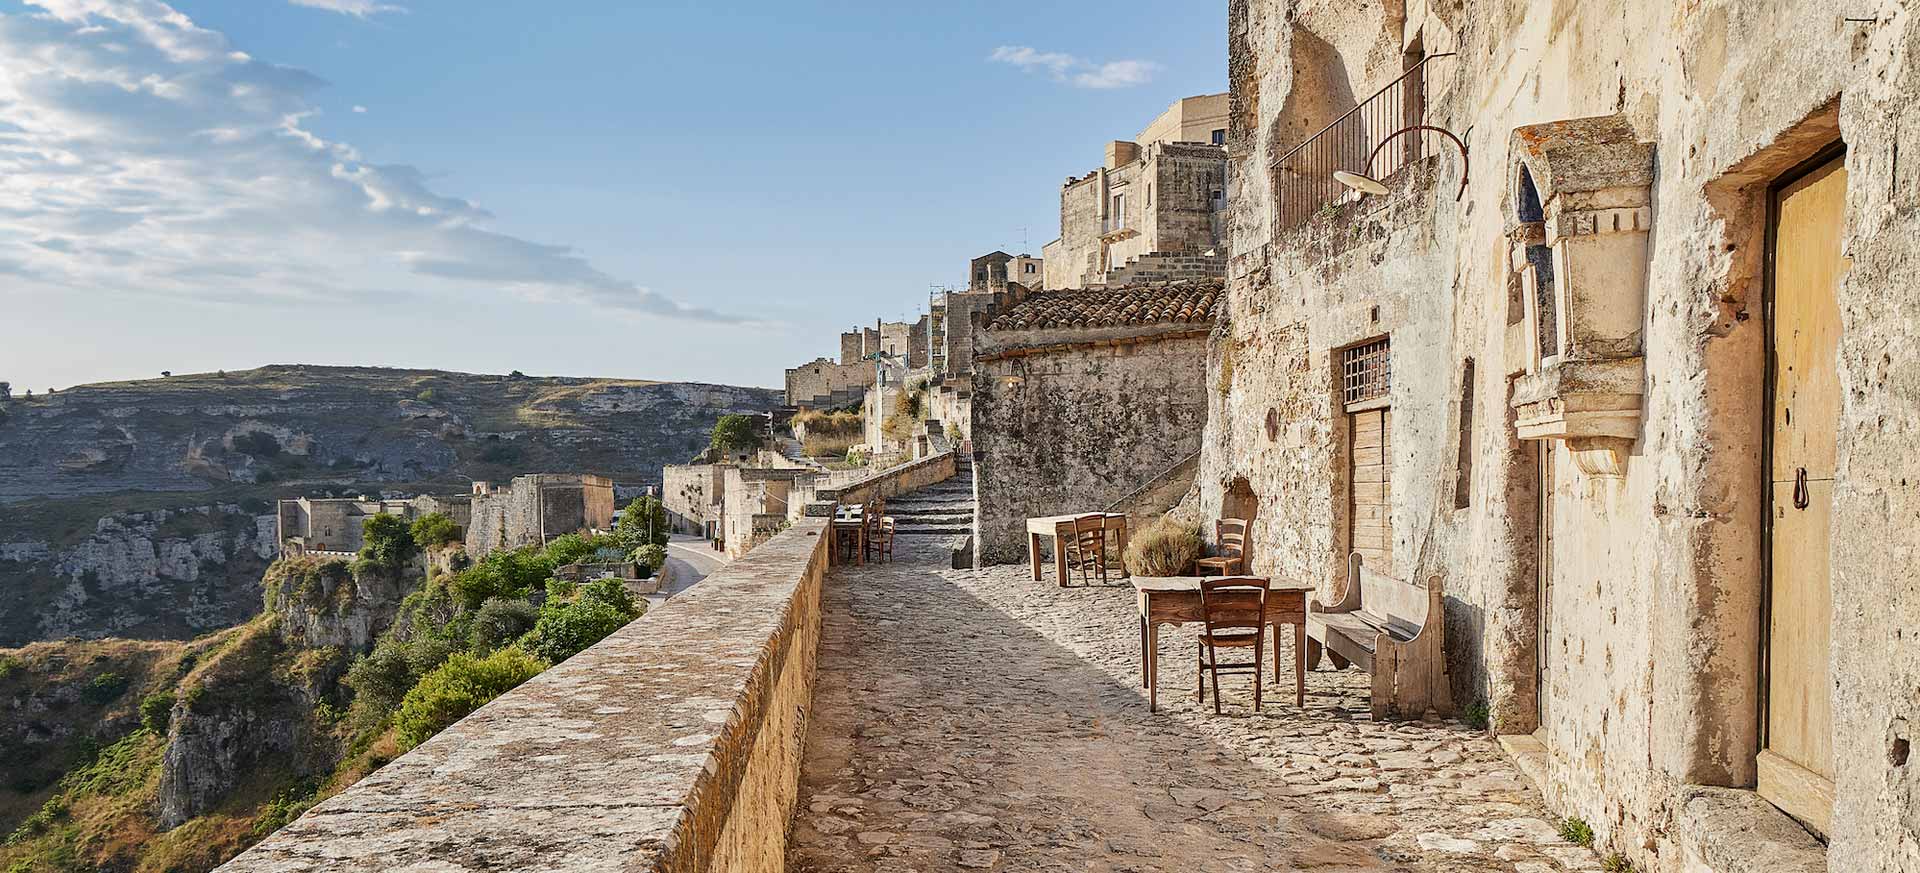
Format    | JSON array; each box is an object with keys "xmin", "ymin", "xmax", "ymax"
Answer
[{"xmin": 1269, "ymin": 53, "xmax": 1455, "ymax": 232}]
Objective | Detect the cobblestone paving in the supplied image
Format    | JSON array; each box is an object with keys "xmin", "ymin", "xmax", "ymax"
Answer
[{"xmin": 788, "ymin": 540, "xmax": 1602, "ymax": 873}]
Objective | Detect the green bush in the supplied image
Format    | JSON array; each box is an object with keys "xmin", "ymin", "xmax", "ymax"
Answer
[
  {"xmin": 1560, "ymin": 817, "xmax": 1594, "ymax": 847},
  {"xmin": 541, "ymin": 533, "xmax": 598, "ymax": 567},
  {"xmin": 527, "ymin": 578, "xmax": 643, "ymax": 664},
  {"xmin": 409, "ymin": 512, "xmax": 461, "ymax": 549},
  {"xmin": 709, "ymin": 414, "xmax": 765, "ymax": 457},
  {"xmin": 139, "ymin": 691, "xmax": 175, "ymax": 733},
  {"xmin": 468, "ymin": 598, "xmax": 539, "ymax": 654},
  {"xmin": 632, "ymin": 544, "xmax": 667, "ymax": 572},
  {"xmin": 81, "ymin": 671, "xmax": 129, "ymax": 705},
  {"xmin": 359, "ymin": 513, "xmax": 417, "ymax": 570},
  {"xmin": 0, "ymin": 654, "xmax": 21, "ymax": 681},
  {"xmin": 393, "ymin": 647, "xmax": 546, "ymax": 751},
  {"xmin": 344, "ymin": 643, "xmax": 414, "ymax": 713},
  {"xmin": 615, "ymin": 496, "xmax": 670, "ymax": 549},
  {"xmin": 448, "ymin": 547, "xmax": 554, "ymax": 611}
]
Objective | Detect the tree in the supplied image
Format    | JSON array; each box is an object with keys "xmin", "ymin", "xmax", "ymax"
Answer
[
  {"xmin": 616, "ymin": 496, "xmax": 670, "ymax": 549},
  {"xmin": 409, "ymin": 512, "xmax": 462, "ymax": 549},
  {"xmin": 359, "ymin": 513, "xmax": 417, "ymax": 570},
  {"xmin": 393, "ymin": 646, "xmax": 545, "ymax": 751},
  {"xmin": 709, "ymin": 414, "xmax": 765, "ymax": 458}
]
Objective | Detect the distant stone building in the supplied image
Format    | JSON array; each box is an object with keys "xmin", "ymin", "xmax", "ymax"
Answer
[
  {"xmin": 784, "ymin": 357, "xmax": 872, "ymax": 409},
  {"xmin": 970, "ymin": 279, "xmax": 1222, "ymax": 562},
  {"xmin": 464, "ymin": 474, "xmax": 615, "ymax": 554},
  {"xmin": 1041, "ymin": 94, "xmax": 1228, "ymax": 291},
  {"xmin": 276, "ymin": 494, "xmax": 470, "ymax": 556},
  {"xmin": 662, "ymin": 462, "xmax": 727, "ymax": 538}
]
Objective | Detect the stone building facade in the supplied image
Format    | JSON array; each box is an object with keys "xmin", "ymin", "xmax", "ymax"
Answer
[
  {"xmin": 783, "ymin": 357, "xmax": 872, "ymax": 408},
  {"xmin": 1042, "ymin": 95, "xmax": 1229, "ymax": 291},
  {"xmin": 1187, "ymin": 2, "xmax": 1920, "ymax": 870},
  {"xmin": 276, "ymin": 497, "xmax": 418, "ymax": 556},
  {"xmin": 971, "ymin": 280, "xmax": 1221, "ymax": 563},
  {"xmin": 663, "ymin": 462, "xmax": 727, "ymax": 538},
  {"xmin": 465, "ymin": 474, "xmax": 615, "ymax": 554}
]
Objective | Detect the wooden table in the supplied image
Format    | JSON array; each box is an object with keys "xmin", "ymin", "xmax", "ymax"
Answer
[
  {"xmin": 1026, "ymin": 513, "xmax": 1129, "ymax": 586},
  {"xmin": 831, "ymin": 506, "xmax": 865, "ymax": 566},
  {"xmin": 1133, "ymin": 576, "xmax": 1313, "ymax": 712}
]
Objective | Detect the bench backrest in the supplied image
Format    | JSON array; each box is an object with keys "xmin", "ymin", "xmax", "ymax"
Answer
[{"xmin": 1346, "ymin": 552, "xmax": 1435, "ymax": 637}]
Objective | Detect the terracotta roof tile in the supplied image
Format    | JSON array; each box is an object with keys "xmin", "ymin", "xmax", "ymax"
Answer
[{"xmin": 984, "ymin": 279, "xmax": 1224, "ymax": 331}]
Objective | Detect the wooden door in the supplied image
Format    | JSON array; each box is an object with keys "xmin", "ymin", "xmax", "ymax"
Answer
[
  {"xmin": 1348, "ymin": 407, "xmax": 1392, "ymax": 571},
  {"xmin": 1536, "ymin": 441, "xmax": 1554, "ymax": 727},
  {"xmin": 1760, "ymin": 152, "xmax": 1846, "ymax": 835}
]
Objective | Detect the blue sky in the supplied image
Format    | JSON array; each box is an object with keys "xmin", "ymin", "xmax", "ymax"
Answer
[{"xmin": 0, "ymin": 0, "xmax": 1224, "ymax": 391}]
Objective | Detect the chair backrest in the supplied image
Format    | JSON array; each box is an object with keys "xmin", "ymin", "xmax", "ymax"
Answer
[
  {"xmin": 1198, "ymin": 576, "xmax": 1268, "ymax": 635},
  {"xmin": 1216, "ymin": 518, "xmax": 1248, "ymax": 558},
  {"xmin": 865, "ymin": 502, "xmax": 883, "ymax": 534},
  {"xmin": 1071, "ymin": 513, "xmax": 1107, "ymax": 562}
]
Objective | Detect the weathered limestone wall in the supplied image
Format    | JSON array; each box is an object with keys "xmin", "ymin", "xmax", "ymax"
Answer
[
  {"xmin": 784, "ymin": 357, "xmax": 873, "ymax": 407},
  {"xmin": 663, "ymin": 463, "xmax": 724, "ymax": 536},
  {"xmin": 216, "ymin": 520, "xmax": 832, "ymax": 873},
  {"xmin": 973, "ymin": 332, "xmax": 1210, "ymax": 564},
  {"xmin": 1205, "ymin": 1, "xmax": 1920, "ymax": 870},
  {"xmin": 465, "ymin": 474, "xmax": 614, "ymax": 554}
]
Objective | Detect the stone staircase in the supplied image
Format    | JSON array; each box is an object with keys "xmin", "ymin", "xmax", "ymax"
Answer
[{"xmin": 884, "ymin": 455, "xmax": 975, "ymax": 537}]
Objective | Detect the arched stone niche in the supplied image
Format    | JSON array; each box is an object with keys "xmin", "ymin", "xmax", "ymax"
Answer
[{"xmin": 1503, "ymin": 115, "xmax": 1654, "ymax": 476}]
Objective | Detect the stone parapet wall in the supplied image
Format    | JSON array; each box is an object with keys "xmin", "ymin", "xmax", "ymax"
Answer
[
  {"xmin": 819, "ymin": 451, "xmax": 957, "ymax": 511},
  {"xmin": 216, "ymin": 519, "xmax": 833, "ymax": 873}
]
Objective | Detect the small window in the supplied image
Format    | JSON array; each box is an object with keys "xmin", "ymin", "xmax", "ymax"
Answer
[
  {"xmin": 1211, "ymin": 128, "xmax": 1226, "ymax": 145},
  {"xmin": 1211, "ymin": 189, "xmax": 1225, "ymax": 210},
  {"xmin": 1341, "ymin": 337, "xmax": 1391, "ymax": 407},
  {"xmin": 1024, "ymin": 263, "xmax": 1036, "ymax": 273}
]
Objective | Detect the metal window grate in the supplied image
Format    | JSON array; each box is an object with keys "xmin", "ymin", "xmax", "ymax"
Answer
[{"xmin": 1342, "ymin": 339, "xmax": 1392, "ymax": 406}]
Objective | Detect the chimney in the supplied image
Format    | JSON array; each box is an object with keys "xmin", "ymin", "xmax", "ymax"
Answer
[{"xmin": 1106, "ymin": 140, "xmax": 1142, "ymax": 169}]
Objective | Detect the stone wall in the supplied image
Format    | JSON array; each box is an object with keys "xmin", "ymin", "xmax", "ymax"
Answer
[
  {"xmin": 664, "ymin": 463, "xmax": 725, "ymax": 536},
  {"xmin": 972, "ymin": 330, "xmax": 1211, "ymax": 564},
  {"xmin": 784, "ymin": 357, "xmax": 874, "ymax": 407},
  {"xmin": 216, "ymin": 520, "xmax": 832, "ymax": 873},
  {"xmin": 1203, "ymin": 1, "xmax": 1919, "ymax": 869},
  {"xmin": 465, "ymin": 474, "xmax": 614, "ymax": 554},
  {"xmin": 1044, "ymin": 141, "xmax": 1226, "ymax": 291}
]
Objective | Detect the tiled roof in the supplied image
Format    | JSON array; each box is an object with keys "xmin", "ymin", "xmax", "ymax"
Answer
[{"xmin": 985, "ymin": 279, "xmax": 1223, "ymax": 331}]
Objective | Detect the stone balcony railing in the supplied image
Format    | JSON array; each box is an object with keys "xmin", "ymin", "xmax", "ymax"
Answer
[{"xmin": 216, "ymin": 518, "xmax": 833, "ymax": 873}]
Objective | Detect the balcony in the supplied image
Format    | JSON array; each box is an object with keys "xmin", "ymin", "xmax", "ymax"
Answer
[{"xmin": 1269, "ymin": 53, "xmax": 1455, "ymax": 232}]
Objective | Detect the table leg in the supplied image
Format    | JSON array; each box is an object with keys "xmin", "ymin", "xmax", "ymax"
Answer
[
  {"xmin": 856, "ymin": 525, "xmax": 865, "ymax": 566},
  {"xmin": 1138, "ymin": 611, "xmax": 1148, "ymax": 688},
  {"xmin": 1029, "ymin": 532, "xmax": 1043, "ymax": 581},
  {"xmin": 1053, "ymin": 534, "xmax": 1068, "ymax": 587},
  {"xmin": 1147, "ymin": 621, "xmax": 1160, "ymax": 712},
  {"xmin": 1116, "ymin": 519, "xmax": 1130, "ymax": 578},
  {"xmin": 1294, "ymin": 621, "xmax": 1307, "ymax": 708}
]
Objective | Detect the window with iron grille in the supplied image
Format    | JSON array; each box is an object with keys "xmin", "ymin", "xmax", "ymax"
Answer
[{"xmin": 1342, "ymin": 338, "xmax": 1391, "ymax": 407}]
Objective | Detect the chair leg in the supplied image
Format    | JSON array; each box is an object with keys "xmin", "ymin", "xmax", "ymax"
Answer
[
  {"xmin": 1253, "ymin": 634, "xmax": 1264, "ymax": 713},
  {"xmin": 1209, "ymin": 647, "xmax": 1223, "ymax": 715},
  {"xmin": 1196, "ymin": 643, "xmax": 1205, "ymax": 703}
]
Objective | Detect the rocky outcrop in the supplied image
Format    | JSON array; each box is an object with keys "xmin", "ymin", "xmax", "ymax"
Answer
[
  {"xmin": 0, "ymin": 505, "xmax": 277, "ymax": 646},
  {"xmin": 263, "ymin": 557, "xmax": 411, "ymax": 653}
]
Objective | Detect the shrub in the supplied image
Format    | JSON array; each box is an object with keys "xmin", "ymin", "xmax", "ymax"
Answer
[
  {"xmin": 448, "ymin": 547, "xmax": 555, "ymax": 611},
  {"xmin": 1123, "ymin": 516, "xmax": 1205, "ymax": 576},
  {"xmin": 409, "ymin": 512, "xmax": 461, "ymax": 549},
  {"xmin": 344, "ymin": 643, "xmax": 414, "ymax": 713},
  {"xmin": 1560, "ymin": 817, "xmax": 1594, "ymax": 847},
  {"xmin": 468, "ymin": 598, "xmax": 539, "ymax": 654},
  {"xmin": 709, "ymin": 414, "xmax": 765, "ymax": 457},
  {"xmin": 139, "ymin": 691, "xmax": 175, "ymax": 733},
  {"xmin": 393, "ymin": 647, "xmax": 546, "ymax": 751},
  {"xmin": 0, "ymin": 654, "xmax": 20, "ymax": 681},
  {"xmin": 415, "ymin": 388, "xmax": 437, "ymax": 402},
  {"xmin": 1601, "ymin": 853, "xmax": 1636, "ymax": 873},
  {"xmin": 1462, "ymin": 698, "xmax": 1491, "ymax": 731},
  {"xmin": 81, "ymin": 671, "xmax": 129, "ymax": 705},
  {"xmin": 631, "ymin": 544, "xmax": 667, "ymax": 572},
  {"xmin": 615, "ymin": 496, "xmax": 670, "ymax": 549},
  {"xmin": 542, "ymin": 533, "xmax": 598, "ymax": 567},
  {"xmin": 359, "ymin": 513, "xmax": 417, "ymax": 570},
  {"xmin": 527, "ymin": 578, "xmax": 643, "ymax": 664}
]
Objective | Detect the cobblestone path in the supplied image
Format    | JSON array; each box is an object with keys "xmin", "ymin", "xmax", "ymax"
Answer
[{"xmin": 788, "ymin": 540, "xmax": 1602, "ymax": 873}]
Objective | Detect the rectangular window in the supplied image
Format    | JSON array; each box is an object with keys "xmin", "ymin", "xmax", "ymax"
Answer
[
  {"xmin": 1341, "ymin": 337, "xmax": 1392, "ymax": 407},
  {"xmin": 1111, "ymin": 193, "xmax": 1126, "ymax": 230},
  {"xmin": 1211, "ymin": 128, "xmax": 1227, "ymax": 145}
]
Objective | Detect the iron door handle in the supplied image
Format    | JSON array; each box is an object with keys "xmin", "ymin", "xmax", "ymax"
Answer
[{"xmin": 1793, "ymin": 467, "xmax": 1811, "ymax": 510}]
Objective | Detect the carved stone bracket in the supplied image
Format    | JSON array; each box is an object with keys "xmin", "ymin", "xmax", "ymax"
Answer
[{"xmin": 1504, "ymin": 115, "xmax": 1655, "ymax": 476}]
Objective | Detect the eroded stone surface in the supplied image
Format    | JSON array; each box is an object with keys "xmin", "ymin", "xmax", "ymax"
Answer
[{"xmin": 789, "ymin": 542, "xmax": 1598, "ymax": 871}]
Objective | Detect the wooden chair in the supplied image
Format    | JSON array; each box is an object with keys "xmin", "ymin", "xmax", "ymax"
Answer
[
  {"xmin": 862, "ymin": 501, "xmax": 884, "ymax": 562},
  {"xmin": 832, "ymin": 506, "xmax": 862, "ymax": 563},
  {"xmin": 876, "ymin": 518, "xmax": 896, "ymax": 562},
  {"xmin": 1194, "ymin": 518, "xmax": 1248, "ymax": 576},
  {"xmin": 1196, "ymin": 576, "xmax": 1268, "ymax": 713},
  {"xmin": 1065, "ymin": 513, "xmax": 1109, "ymax": 586}
]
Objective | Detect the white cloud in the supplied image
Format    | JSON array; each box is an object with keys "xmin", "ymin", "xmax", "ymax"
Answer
[
  {"xmin": 287, "ymin": 0, "xmax": 405, "ymax": 18},
  {"xmin": 0, "ymin": 0, "xmax": 738, "ymax": 322},
  {"xmin": 989, "ymin": 45, "xmax": 1160, "ymax": 89},
  {"xmin": 350, "ymin": 104, "xmax": 365, "ymax": 113}
]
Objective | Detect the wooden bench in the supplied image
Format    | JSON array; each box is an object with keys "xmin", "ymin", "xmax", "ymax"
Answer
[{"xmin": 1306, "ymin": 552, "xmax": 1453, "ymax": 720}]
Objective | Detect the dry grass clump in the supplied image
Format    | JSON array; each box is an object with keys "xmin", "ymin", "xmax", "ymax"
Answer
[{"xmin": 1124, "ymin": 515, "xmax": 1205, "ymax": 576}]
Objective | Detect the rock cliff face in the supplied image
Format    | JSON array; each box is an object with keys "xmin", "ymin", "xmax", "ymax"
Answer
[{"xmin": 0, "ymin": 365, "xmax": 779, "ymax": 645}]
